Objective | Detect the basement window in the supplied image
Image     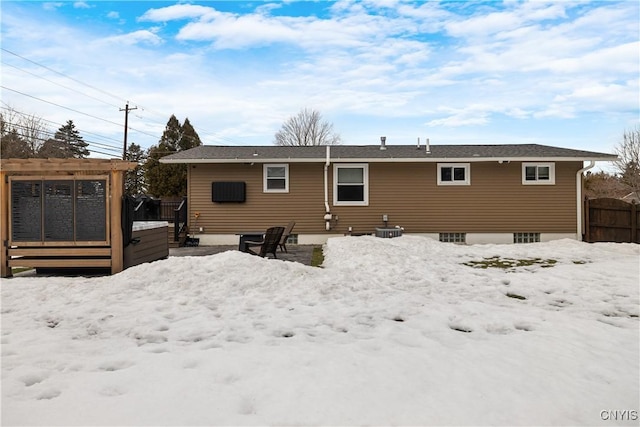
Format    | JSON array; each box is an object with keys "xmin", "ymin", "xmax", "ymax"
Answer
[
  {"xmin": 514, "ymin": 233, "xmax": 540, "ymax": 243},
  {"xmin": 264, "ymin": 164, "xmax": 289, "ymax": 193},
  {"xmin": 522, "ymin": 163, "xmax": 555, "ymax": 185},
  {"xmin": 438, "ymin": 163, "xmax": 470, "ymax": 186},
  {"xmin": 439, "ymin": 233, "xmax": 466, "ymax": 243},
  {"xmin": 286, "ymin": 234, "xmax": 298, "ymax": 244}
]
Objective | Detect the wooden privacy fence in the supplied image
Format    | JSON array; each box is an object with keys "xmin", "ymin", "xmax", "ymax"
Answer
[{"xmin": 584, "ymin": 198, "xmax": 639, "ymax": 243}]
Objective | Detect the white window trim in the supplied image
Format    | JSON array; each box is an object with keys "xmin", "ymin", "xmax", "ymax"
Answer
[
  {"xmin": 522, "ymin": 162, "xmax": 555, "ymax": 185},
  {"xmin": 333, "ymin": 163, "xmax": 369, "ymax": 206},
  {"xmin": 263, "ymin": 164, "xmax": 289, "ymax": 193},
  {"xmin": 437, "ymin": 163, "xmax": 471, "ymax": 186}
]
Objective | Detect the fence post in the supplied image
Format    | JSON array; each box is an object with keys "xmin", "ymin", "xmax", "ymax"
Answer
[
  {"xmin": 0, "ymin": 170, "xmax": 11, "ymax": 278},
  {"xmin": 174, "ymin": 208, "xmax": 179, "ymax": 243},
  {"xmin": 110, "ymin": 169, "xmax": 124, "ymax": 275},
  {"xmin": 584, "ymin": 197, "xmax": 590, "ymax": 243},
  {"xmin": 632, "ymin": 201, "xmax": 637, "ymax": 244}
]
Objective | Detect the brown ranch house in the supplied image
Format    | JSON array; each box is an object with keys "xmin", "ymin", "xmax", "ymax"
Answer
[{"xmin": 160, "ymin": 142, "xmax": 617, "ymax": 245}]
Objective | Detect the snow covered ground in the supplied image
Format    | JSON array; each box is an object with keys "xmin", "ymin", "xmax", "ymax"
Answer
[{"xmin": 1, "ymin": 236, "xmax": 638, "ymax": 426}]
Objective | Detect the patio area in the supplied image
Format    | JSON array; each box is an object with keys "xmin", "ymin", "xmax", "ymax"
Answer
[{"xmin": 169, "ymin": 244, "xmax": 319, "ymax": 266}]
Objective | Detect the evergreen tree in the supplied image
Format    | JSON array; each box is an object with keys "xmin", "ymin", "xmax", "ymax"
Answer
[
  {"xmin": 144, "ymin": 115, "xmax": 202, "ymax": 198},
  {"xmin": 124, "ymin": 143, "xmax": 147, "ymax": 196},
  {"xmin": 180, "ymin": 118, "xmax": 202, "ymax": 151},
  {"xmin": 51, "ymin": 120, "xmax": 90, "ymax": 158},
  {"xmin": 1, "ymin": 115, "xmax": 32, "ymax": 158}
]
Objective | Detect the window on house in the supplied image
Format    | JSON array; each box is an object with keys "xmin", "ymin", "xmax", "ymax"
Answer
[
  {"xmin": 438, "ymin": 163, "xmax": 470, "ymax": 185},
  {"xmin": 439, "ymin": 233, "xmax": 466, "ymax": 243},
  {"xmin": 264, "ymin": 164, "xmax": 289, "ymax": 193},
  {"xmin": 286, "ymin": 234, "xmax": 298, "ymax": 244},
  {"xmin": 514, "ymin": 233, "xmax": 540, "ymax": 243},
  {"xmin": 522, "ymin": 163, "xmax": 555, "ymax": 185},
  {"xmin": 334, "ymin": 164, "xmax": 368, "ymax": 206}
]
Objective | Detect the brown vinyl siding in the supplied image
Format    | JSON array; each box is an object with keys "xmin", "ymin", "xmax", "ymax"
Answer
[
  {"xmin": 188, "ymin": 163, "xmax": 328, "ymax": 233},
  {"xmin": 187, "ymin": 160, "xmax": 581, "ymax": 235}
]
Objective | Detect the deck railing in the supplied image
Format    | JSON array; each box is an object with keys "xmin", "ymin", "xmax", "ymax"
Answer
[{"xmin": 173, "ymin": 198, "xmax": 188, "ymax": 243}]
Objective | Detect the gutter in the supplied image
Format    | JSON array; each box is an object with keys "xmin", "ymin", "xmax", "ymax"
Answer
[
  {"xmin": 323, "ymin": 145, "xmax": 332, "ymax": 230},
  {"xmin": 576, "ymin": 161, "xmax": 595, "ymax": 239},
  {"xmin": 160, "ymin": 156, "xmax": 617, "ymax": 164}
]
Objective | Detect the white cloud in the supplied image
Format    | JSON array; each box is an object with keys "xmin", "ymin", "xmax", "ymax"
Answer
[
  {"xmin": 546, "ymin": 41, "xmax": 640, "ymax": 75},
  {"xmin": 553, "ymin": 80, "xmax": 639, "ymax": 112},
  {"xmin": 42, "ymin": 2, "xmax": 63, "ymax": 11},
  {"xmin": 177, "ymin": 14, "xmax": 302, "ymax": 48},
  {"xmin": 107, "ymin": 11, "xmax": 120, "ymax": 20},
  {"xmin": 445, "ymin": 2, "xmax": 567, "ymax": 39},
  {"xmin": 97, "ymin": 30, "xmax": 163, "ymax": 47},
  {"xmin": 73, "ymin": 2, "xmax": 90, "ymax": 9},
  {"xmin": 138, "ymin": 4, "xmax": 217, "ymax": 22},
  {"xmin": 255, "ymin": 3, "xmax": 283, "ymax": 15},
  {"xmin": 425, "ymin": 105, "xmax": 496, "ymax": 127}
]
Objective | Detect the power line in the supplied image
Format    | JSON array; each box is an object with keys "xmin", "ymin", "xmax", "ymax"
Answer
[
  {"xmin": 1, "ymin": 47, "xmax": 128, "ymax": 105},
  {"xmin": 2, "ymin": 48, "xmax": 252, "ymax": 147},
  {"xmin": 2, "ymin": 106, "xmax": 124, "ymax": 156},
  {"xmin": 3, "ymin": 122, "xmax": 123, "ymax": 156},
  {"xmin": 1, "ymin": 85, "xmax": 161, "ymax": 140},
  {"xmin": 2, "ymin": 103, "xmax": 124, "ymax": 149},
  {"xmin": 1, "ymin": 61, "xmax": 123, "ymax": 110}
]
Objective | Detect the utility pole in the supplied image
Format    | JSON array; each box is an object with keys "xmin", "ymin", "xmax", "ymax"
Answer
[{"xmin": 120, "ymin": 102, "xmax": 138, "ymax": 160}]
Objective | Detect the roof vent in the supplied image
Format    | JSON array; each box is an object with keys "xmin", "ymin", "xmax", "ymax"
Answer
[{"xmin": 380, "ymin": 136, "xmax": 387, "ymax": 150}]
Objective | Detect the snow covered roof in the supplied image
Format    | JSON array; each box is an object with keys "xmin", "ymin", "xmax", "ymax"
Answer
[{"xmin": 161, "ymin": 144, "xmax": 617, "ymax": 164}]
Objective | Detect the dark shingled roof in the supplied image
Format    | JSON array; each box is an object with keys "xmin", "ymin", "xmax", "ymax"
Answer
[{"xmin": 161, "ymin": 144, "xmax": 616, "ymax": 163}]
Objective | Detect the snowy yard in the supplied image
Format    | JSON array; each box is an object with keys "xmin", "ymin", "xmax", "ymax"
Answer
[{"xmin": 1, "ymin": 236, "xmax": 638, "ymax": 426}]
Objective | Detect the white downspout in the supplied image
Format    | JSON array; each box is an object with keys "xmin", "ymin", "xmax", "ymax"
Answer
[
  {"xmin": 323, "ymin": 145, "xmax": 332, "ymax": 230},
  {"xmin": 576, "ymin": 161, "xmax": 595, "ymax": 240}
]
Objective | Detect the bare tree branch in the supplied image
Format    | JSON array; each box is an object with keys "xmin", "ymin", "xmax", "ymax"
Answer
[
  {"xmin": 613, "ymin": 125, "xmax": 640, "ymax": 197},
  {"xmin": 274, "ymin": 108, "xmax": 341, "ymax": 146}
]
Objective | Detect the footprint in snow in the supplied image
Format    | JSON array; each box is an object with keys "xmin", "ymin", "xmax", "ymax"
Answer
[
  {"xmin": 100, "ymin": 386, "xmax": 126, "ymax": 397},
  {"xmin": 225, "ymin": 334, "xmax": 253, "ymax": 344},
  {"xmin": 37, "ymin": 388, "xmax": 61, "ymax": 400},
  {"xmin": 449, "ymin": 322, "xmax": 473, "ymax": 333},
  {"xmin": 485, "ymin": 323, "xmax": 512, "ymax": 335},
  {"xmin": 20, "ymin": 373, "xmax": 47, "ymax": 387},
  {"xmin": 98, "ymin": 360, "xmax": 135, "ymax": 372},
  {"xmin": 514, "ymin": 322, "xmax": 534, "ymax": 331}
]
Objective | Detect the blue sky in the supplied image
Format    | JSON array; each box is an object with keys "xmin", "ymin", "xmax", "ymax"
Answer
[{"xmin": 1, "ymin": 1, "xmax": 638, "ymax": 160}]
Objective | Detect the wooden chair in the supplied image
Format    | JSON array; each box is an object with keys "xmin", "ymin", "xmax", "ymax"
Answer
[
  {"xmin": 279, "ymin": 221, "xmax": 296, "ymax": 253},
  {"xmin": 246, "ymin": 226, "xmax": 285, "ymax": 258}
]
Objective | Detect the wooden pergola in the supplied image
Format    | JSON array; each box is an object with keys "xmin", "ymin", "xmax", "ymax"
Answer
[{"xmin": 0, "ymin": 158, "xmax": 137, "ymax": 278}]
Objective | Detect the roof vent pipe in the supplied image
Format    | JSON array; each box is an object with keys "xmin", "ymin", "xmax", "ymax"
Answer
[
  {"xmin": 380, "ymin": 136, "xmax": 387, "ymax": 150},
  {"xmin": 426, "ymin": 138, "xmax": 431, "ymax": 154},
  {"xmin": 417, "ymin": 137, "xmax": 420, "ymax": 149}
]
